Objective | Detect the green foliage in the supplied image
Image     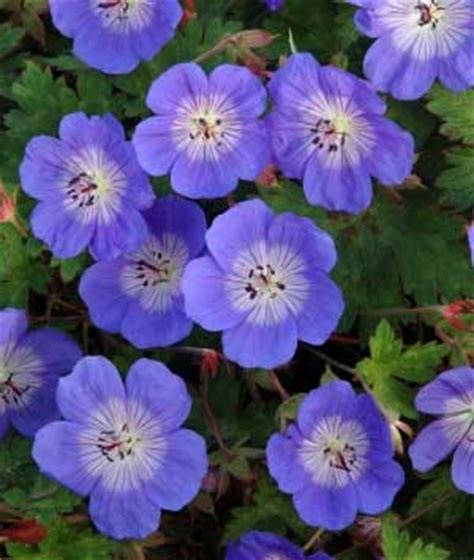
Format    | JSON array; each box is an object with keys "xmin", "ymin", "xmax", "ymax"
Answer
[
  {"xmin": 427, "ymin": 85, "xmax": 474, "ymax": 144},
  {"xmin": 0, "ymin": 225, "xmax": 50, "ymax": 307},
  {"xmin": 358, "ymin": 320, "xmax": 449, "ymax": 417},
  {"xmin": 382, "ymin": 514, "xmax": 450, "ymax": 560},
  {"xmin": 6, "ymin": 520, "xmax": 117, "ymax": 560},
  {"xmin": 0, "ymin": 23, "xmax": 25, "ymax": 57},
  {"xmin": 436, "ymin": 147, "xmax": 474, "ymax": 210},
  {"xmin": 223, "ymin": 475, "xmax": 310, "ymax": 543},
  {"xmin": 409, "ymin": 468, "xmax": 473, "ymax": 528}
]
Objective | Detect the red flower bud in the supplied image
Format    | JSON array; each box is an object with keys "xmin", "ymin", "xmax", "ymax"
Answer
[{"xmin": 0, "ymin": 519, "xmax": 47, "ymax": 544}]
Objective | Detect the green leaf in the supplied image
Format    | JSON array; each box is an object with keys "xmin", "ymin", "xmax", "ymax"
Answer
[
  {"xmin": 409, "ymin": 467, "xmax": 473, "ymax": 527},
  {"xmin": 382, "ymin": 514, "xmax": 450, "ymax": 560},
  {"xmin": 2, "ymin": 62, "xmax": 78, "ymax": 181},
  {"xmin": 223, "ymin": 476, "xmax": 310, "ymax": 543},
  {"xmin": 427, "ymin": 85, "xmax": 474, "ymax": 143},
  {"xmin": 77, "ymin": 72, "xmax": 114, "ymax": 115},
  {"xmin": 358, "ymin": 320, "xmax": 449, "ymax": 417},
  {"xmin": 0, "ymin": 22, "xmax": 25, "ymax": 57},
  {"xmin": 436, "ymin": 146, "xmax": 474, "ymax": 210}
]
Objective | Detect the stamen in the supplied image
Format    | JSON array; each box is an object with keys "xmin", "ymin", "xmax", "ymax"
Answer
[
  {"xmin": 97, "ymin": 422, "xmax": 140, "ymax": 463},
  {"xmin": 244, "ymin": 263, "xmax": 286, "ymax": 301},
  {"xmin": 415, "ymin": 0, "xmax": 444, "ymax": 29}
]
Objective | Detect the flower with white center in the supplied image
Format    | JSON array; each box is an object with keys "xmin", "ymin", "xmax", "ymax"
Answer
[
  {"xmin": 49, "ymin": 0, "xmax": 182, "ymax": 74},
  {"xmin": 133, "ymin": 62, "xmax": 271, "ymax": 199},
  {"xmin": 0, "ymin": 308, "xmax": 81, "ymax": 440},
  {"xmin": 79, "ymin": 196, "xmax": 206, "ymax": 349},
  {"xmin": 20, "ymin": 112, "xmax": 154, "ymax": 260},
  {"xmin": 268, "ymin": 53, "xmax": 415, "ymax": 214},
  {"xmin": 226, "ymin": 530, "xmax": 333, "ymax": 560},
  {"xmin": 182, "ymin": 199, "xmax": 344, "ymax": 368},
  {"xmin": 409, "ymin": 366, "xmax": 474, "ymax": 494},
  {"xmin": 267, "ymin": 381, "xmax": 405, "ymax": 530},
  {"xmin": 32, "ymin": 356, "xmax": 208, "ymax": 540},
  {"xmin": 349, "ymin": 0, "xmax": 474, "ymax": 99}
]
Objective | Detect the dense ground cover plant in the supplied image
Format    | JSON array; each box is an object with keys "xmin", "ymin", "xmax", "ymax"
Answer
[{"xmin": 0, "ymin": 0, "xmax": 472, "ymax": 558}]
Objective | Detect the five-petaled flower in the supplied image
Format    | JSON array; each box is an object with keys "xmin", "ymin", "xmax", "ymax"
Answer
[
  {"xmin": 348, "ymin": 0, "xmax": 474, "ymax": 99},
  {"xmin": 266, "ymin": 381, "xmax": 404, "ymax": 530},
  {"xmin": 226, "ymin": 530, "xmax": 332, "ymax": 560},
  {"xmin": 33, "ymin": 356, "xmax": 208, "ymax": 540},
  {"xmin": 182, "ymin": 199, "xmax": 344, "ymax": 369},
  {"xmin": 268, "ymin": 53, "xmax": 415, "ymax": 214},
  {"xmin": 409, "ymin": 366, "xmax": 474, "ymax": 494},
  {"xmin": 49, "ymin": 0, "xmax": 183, "ymax": 74},
  {"xmin": 20, "ymin": 112, "xmax": 154, "ymax": 260},
  {"xmin": 0, "ymin": 308, "xmax": 81, "ymax": 440},
  {"xmin": 79, "ymin": 196, "xmax": 206, "ymax": 349},
  {"xmin": 133, "ymin": 62, "xmax": 271, "ymax": 199}
]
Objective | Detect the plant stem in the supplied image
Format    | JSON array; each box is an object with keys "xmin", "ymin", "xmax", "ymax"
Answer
[
  {"xmin": 268, "ymin": 370, "xmax": 289, "ymax": 401},
  {"xmin": 303, "ymin": 527, "xmax": 324, "ymax": 552}
]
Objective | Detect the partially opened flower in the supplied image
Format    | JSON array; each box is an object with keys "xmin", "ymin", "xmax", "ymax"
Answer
[
  {"xmin": 79, "ymin": 196, "xmax": 206, "ymax": 348},
  {"xmin": 267, "ymin": 381, "xmax": 404, "ymax": 530},
  {"xmin": 348, "ymin": 0, "xmax": 474, "ymax": 99},
  {"xmin": 182, "ymin": 199, "xmax": 344, "ymax": 368},
  {"xmin": 33, "ymin": 356, "xmax": 208, "ymax": 540},
  {"xmin": 133, "ymin": 62, "xmax": 270, "ymax": 198},
  {"xmin": 268, "ymin": 53, "xmax": 414, "ymax": 214},
  {"xmin": 0, "ymin": 308, "xmax": 81, "ymax": 440},
  {"xmin": 409, "ymin": 366, "xmax": 474, "ymax": 494},
  {"xmin": 226, "ymin": 531, "xmax": 332, "ymax": 560},
  {"xmin": 49, "ymin": 0, "xmax": 183, "ymax": 74},
  {"xmin": 20, "ymin": 112, "xmax": 154, "ymax": 260}
]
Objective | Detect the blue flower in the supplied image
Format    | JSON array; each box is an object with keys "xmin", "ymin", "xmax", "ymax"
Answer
[
  {"xmin": 133, "ymin": 63, "xmax": 271, "ymax": 199},
  {"xmin": 226, "ymin": 531, "xmax": 333, "ymax": 560},
  {"xmin": 182, "ymin": 199, "xmax": 344, "ymax": 369},
  {"xmin": 79, "ymin": 196, "xmax": 206, "ymax": 349},
  {"xmin": 265, "ymin": 0, "xmax": 285, "ymax": 10},
  {"xmin": 49, "ymin": 0, "xmax": 183, "ymax": 74},
  {"xmin": 32, "ymin": 356, "xmax": 208, "ymax": 540},
  {"xmin": 267, "ymin": 381, "xmax": 404, "ymax": 530},
  {"xmin": 0, "ymin": 308, "xmax": 81, "ymax": 440},
  {"xmin": 348, "ymin": 0, "xmax": 474, "ymax": 99},
  {"xmin": 268, "ymin": 53, "xmax": 415, "ymax": 214},
  {"xmin": 20, "ymin": 112, "xmax": 154, "ymax": 260},
  {"xmin": 409, "ymin": 366, "xmax": 474, "ymax": 494}
]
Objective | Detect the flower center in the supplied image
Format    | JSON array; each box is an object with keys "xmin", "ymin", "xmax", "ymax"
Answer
[
  {"xmin": 415, "ymin": 0, "xmax": 444, "ymax": 28},
  {"xmin": 97, "ymin": 422, "xmax": 141, "ymax": 463},
  {"xmin": 244, "ymin": 263, "xmax": 286, "ymax": 301},
  {"xmin": 121, "ymin": 234, "xmax": 188, "ymax": 313},
  {"xmin": 97, "ymin": 0, "xmax": 130, "ymax": 22},
  {"xmin": 188, "ymin": 111, "xmax": 224, "ymax": 146},
  {"xmin": 0, "ymin": 366, "xmax": 31, "ymax": 407},
  {"xmin": 66, "ymin": 171, "xmax": 104, "ymax": 210},
  {"xmin": 133, "ymin": 253, "xmax": 172, "ymax": 288},
  {"xmin": 323, "ymin": 436, "xmax": 358, "ymax": 473},
  {"xmin": 310, "ymin": 115, "xmax": 352, "ymax": 154}
]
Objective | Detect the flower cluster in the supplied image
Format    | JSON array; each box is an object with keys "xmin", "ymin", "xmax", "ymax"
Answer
[{"xmin": 7, "ymin": 0, "xmax": 472, "ymax": 548}]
